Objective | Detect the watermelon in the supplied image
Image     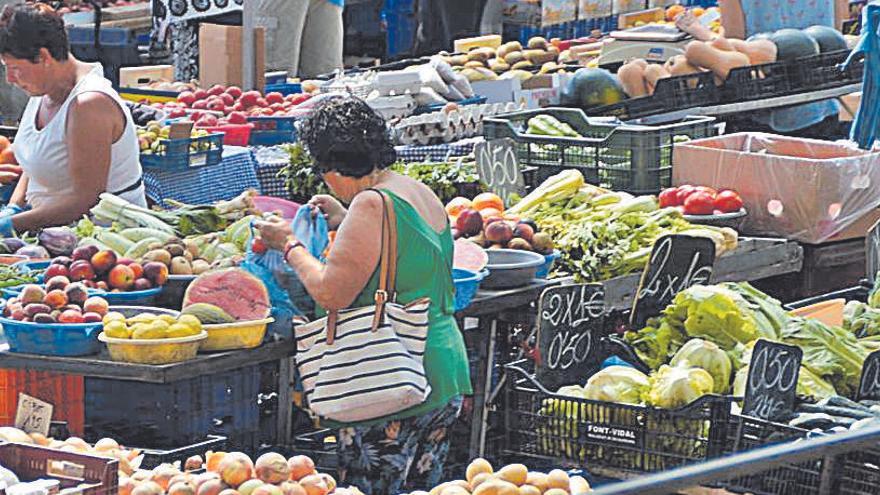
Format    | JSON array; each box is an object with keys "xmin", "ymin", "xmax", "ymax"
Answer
[
  {"xmin": 771, "ymin": 29, "xmax": 820, "ymax": 61},
  {"xmin": 454, "ymin": 239, "xmax": 489, "ymax": 272},
  {"xmin": 747, "ymin": 32, "xmax": 772, "ymax": 42},
  {"xmin": 803, "ymin": 25, "xmax": 848, "ymax": 53},
  {"xmin": 562, "ymin": 68, "xmax": 626, "ymax": 109},
  {"xmin": 183, "ymin": 268, "xmax": 271, "ymax": 321}
]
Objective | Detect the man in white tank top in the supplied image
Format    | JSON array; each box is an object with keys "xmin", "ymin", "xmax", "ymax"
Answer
[{"xmin": 0, "ymin": 2, "xmax": 145, "ymax": 236}]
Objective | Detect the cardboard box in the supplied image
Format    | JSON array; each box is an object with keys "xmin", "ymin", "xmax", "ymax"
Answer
[
  {"xmin": 471, "ymin": 74, "xmax": 569, "ymax": 108},
  {"xmin": 198, "ymin": 24, "xmax": 266, "ymax": 90},
  {"xmin": 579, "ymin": 0, "xmax": 612, "ymax": 20},
  {"xmin": 673, "ymin": 133, "xmax": 880, "ymax": 244},
  {"xmin": 839, "ymin": 92, "xmax": 861, "ymax": 122},
  {"xmin": 503, "ymin": 0, "xmax": 577, "ymax": 27}
]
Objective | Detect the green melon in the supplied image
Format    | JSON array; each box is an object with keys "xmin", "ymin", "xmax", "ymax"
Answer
[
  {"xmin": 771, "ymin": 28, "xmax": 820, "ymax": 61},
  {"xmin": 562, "ymin": 68, "xmax": 626, "ymax": 109},
  {"xmin": 803, "ymin": 25, "xmax": 848, "ymax": 53}
]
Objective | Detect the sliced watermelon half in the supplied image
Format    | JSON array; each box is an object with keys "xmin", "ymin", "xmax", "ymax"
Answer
[{"xmin": 454, "ymin": 239, "xmax": 489, "ymax": 272}]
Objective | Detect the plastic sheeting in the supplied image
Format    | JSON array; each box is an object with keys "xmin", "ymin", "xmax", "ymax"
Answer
[
  {"xmin": 673, "ymin": 133, "xmax": 880, "ymax": 244},
  {"xmin": 849, "ymin": 3, "xmax": 879, "ymax": 149}
]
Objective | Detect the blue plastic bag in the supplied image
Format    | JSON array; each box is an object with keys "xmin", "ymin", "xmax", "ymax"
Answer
[{"xmin": 849, "ymin": 4, "xmax": 880, "ymax": 149}]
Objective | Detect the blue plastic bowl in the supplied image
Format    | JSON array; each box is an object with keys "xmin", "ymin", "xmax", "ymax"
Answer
[
  {"xmin": 453, "ymin": 268, "xmax": 488, "ymax": 312},
  {"xmin": 536, "ymin": 250, "xmax": 561, "ymax": 279},
  {"xmin": 2, "ymin": 284, "xmax": 163, "ymax": 306},
  {"xmin": 11, "ymin": 260, "xmax": 49, "ymax": 284},
  {"xmin": 0, "ymin": 304, "xmax": 103, "ymax": 356}
]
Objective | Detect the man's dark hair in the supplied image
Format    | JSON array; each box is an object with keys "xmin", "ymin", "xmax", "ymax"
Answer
[
  {"xmin": 0, "ymin": 3, "xmax": 69, "ymax": 63},
  {"xmin": 298, "ymin": 96, "xmax": 397, "ymax": 179}
]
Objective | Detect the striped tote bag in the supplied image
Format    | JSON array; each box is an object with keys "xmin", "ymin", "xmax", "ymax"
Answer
[{"xmin": 293, "ymin": 190, "xmax": 432, "ymax": 423}]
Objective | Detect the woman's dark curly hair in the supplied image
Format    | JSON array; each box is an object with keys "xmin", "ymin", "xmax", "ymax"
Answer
[
  {"xmin": 298, "ymin": 96, "xmax": 397, "ymax": 178},
  {"xmin": 0, "ymin": 3, "xmax": 69, "ymax": 63}
]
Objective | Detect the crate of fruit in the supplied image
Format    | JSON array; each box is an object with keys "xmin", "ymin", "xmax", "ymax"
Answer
[
  {"xmin": 139, "ymin": 126, "xmax": 224, "ymax": 172},
  {"xmin": 247, "ymin": 116, "xmax": 298, "ymax": 146},
  {"xmin": 0, "ymin": 442, "xmax": 118, "ymax": 494},
  {"xmin": 483, "ymin": 108, "xmax": 719, "ymax": 195}
]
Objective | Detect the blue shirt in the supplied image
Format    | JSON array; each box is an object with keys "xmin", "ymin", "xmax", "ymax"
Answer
[
  {"xmin": 326, "ymin": 0, "xmax": 344, "ymax": 7},
  {"xmin": 740, "ymin": 0, "xmax": 840, "ymax": 132}
]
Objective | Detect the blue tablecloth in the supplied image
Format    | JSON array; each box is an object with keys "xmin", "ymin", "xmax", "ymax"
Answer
[
  {"xmin": 145, "ymin": 146, "xmax": 262, "ymax": 207},
  {"xmin": 395, "ymin": 137, "xmax": 483, "ymax": 163},
  {"xmin": 251, "ymin": 146, "xmax": 290, "ymax": 199}
]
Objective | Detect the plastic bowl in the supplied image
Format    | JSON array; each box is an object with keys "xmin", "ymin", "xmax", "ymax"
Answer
[
  {"xmin": 482, "ymin": 249, "xmax": 546, "ymax": 290},
  {"xmin": 155, "ymin": 275, "xmax": 196, "ymax": 310},
  {"xmin": 99, "ymin": 331, "xmax": 207, "ymax": 365},
  {"xmin": 683, "ymin": 208, "xmax": 747, "ymax": 229},
  {"xmin": 200, "ymin": 318, "xmax": 275, "ymax": 352},
  {"xmin": 536, "ymin": 250, "xmax": 561, "ymax": 279},
  {"xmin": 253, "ymin": 196, "xmax": 301, "ymax": 220},
  {"xmin": 453, "ymin": 268, "xmax": 488, "ymax": 312},
  {"xmin": 0, "ymin": 314, "xmax": 103, "ymax": 356},
  {"xmin": 0, "ymin": 255, "xmax": 30, "ymax": 266},
  {"xmin": 2, "ymin": 284, "xmax": 163, "ymax": 306}
]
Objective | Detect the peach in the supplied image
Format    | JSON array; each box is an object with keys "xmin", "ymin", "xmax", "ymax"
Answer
[
  {"xmin": 143, "ymin": 262, "xmax": 169, "ymax": 287},
  {"xmin": 91, "ymin": 250, "xmax": 118, "ymax": 274},
  {"xmin": 197, "ymin": 479, "xmax": 228, "ymax": 495},
  {"xmin": 83, "ymin": 312, "xmax": 103, "ymax": 323},
  {"xmin": 455, "ymin": 209, "xmax": 483, "ymax": 237},
  {"xmin": 19, "ymin": 284, "xmax": 46, "ymax": 304},
  {"xmin": 218, "ymin": 452, "xmax": 254, "ymax": 488},
  {"xmin": 83, "ymin": 296, "xmax": 109, "ymax": 316},
  {"xmin": 58, "ymin": 309, "xmax": 85, "ymax": 324},
  {"xmin": 71, "ymin": 245, "xmax": 99, "ymax": 262},
  {"xmin": 206, "ymin": 452, "xmax": 226, "ymax": 473},
  {"xmin": 287, "ymin": 456, "xmax": 316, "ymax": 481},
  {"xmin": 185, "ymin": 455, "xmax": 204, "ymax": 471},
  {"xmin": 45, "ymin": 275, "xmax": 70, "ymax": 292},
  {"xmin": 108, "ymin": 265, "xmax": 135, "ymax": 290},
  {"xmin": 119, "ymin": 477, "xmax": 136, "ymax": 495},
  {"xmin": 279, "ymin": 482, "xmax": 306, "ymax": 495},
  {"xmin": 168, "ymin": 483, "xmax": 196, "ymax": 495},
  {"xmin": 43, "ymin": 290, "xmax": 68, "ymax": 309},
  {"xmin": 255, "ymin": 452, "xmax": 290, "ymax": 484},
  {"xmin": 132, "ymin": 481, "xmax": 164, "ymax": 495},
  {"xmin": 237, "ymin": 479, "xmax": 264, "ymax": 495},
  {"xmin": 297, "ymin": 475, "xmax": 329, "ymax": 495},
  {"xmin": 194, "ymin": 472, "xmax": 221, "ymax": 490},
  {"xmin": 44, "ymin": 264, "xmax": 69, "ymax": 279},
  {"xmin": 69, "ymin": 261, "xmax": 96, "ymax": 282},
  {"xmin": 64, "ymin": 282, "xmax": 89, "ymax": 306},
  {"xmin": 129, "ymin": 262, "xmax": 145, "ymax": 280},
  {"xmin": 252, "ymin": 485, "xmax": 283, "ymax": 495}
]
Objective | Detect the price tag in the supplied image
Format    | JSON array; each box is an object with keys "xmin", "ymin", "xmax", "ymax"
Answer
[
  {"xmin": 536, "ymin": 284, "xmax": 606, "ymax": 390},
  {"xmin": 630, "ymin": 235, "xmax": 715, "ymax": 329},
  {"xmin": 168, "ymin": 121, "xmax": 194, "ymax": 140},
  {"xmin": 475, "ymin": 138, "xmax": 525, "ymax": 208},
  {"xmin": 858, "ymin": 350, "xmax": 880, "ymax": 401},
  {"xmin": 15, "ymin": 393, "xmax": 53, "ymax": 436},
  {"xmin": 866, "ymin": 218, "xmax": 880, "ymax": 282},
  {"xmin": 743, "ymin": 340, "xmax": 802, "ymax": 422}
]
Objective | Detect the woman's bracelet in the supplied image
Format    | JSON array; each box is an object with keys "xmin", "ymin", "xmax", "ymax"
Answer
[{"xmin": 283, "ymin": 238, "xmax": 306, "ymax": 262}]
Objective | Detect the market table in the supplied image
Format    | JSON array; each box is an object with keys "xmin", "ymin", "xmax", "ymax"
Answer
[
  {"xmin": 0, "ymin": 340, "xmax": 295, "ymax": 450},
  {"xmin": 144, "ymin": 145, "xmax": 262, "ymax": 207}
]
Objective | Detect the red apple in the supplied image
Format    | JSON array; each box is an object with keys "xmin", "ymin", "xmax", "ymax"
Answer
[
  {"xmin": 207, "ymin": 84, "xmax": 226, "ymax": 97},
  {"xmin": 256, "ymin": 98, "xmax": 268, "ymax": 108},
  {"xmin": 207, "ymin": 99, "xmax": 226, "ymax": 113},
  {"xmin": 193, "ymin": 89, "xmax": 209, "ymax": 101},
  {"xmin": 227, "ymin": 111, "xmax": 247, "ymax": 125},
  {"xmin": 239, "ymin": 91, "xmax": 261, "ymax": 108},
  {"xmin": 265, "ymin": 92, "xmax": 284, "ymax": 105},
  {"xmin": 226, "ymin": 86, "xmax": 243, "ymax": 99},
  {"xmin": 220, "ymin": 93, "xmax": 235, "ymax": 106},
  {"xmin": 45, "ymin": 264, "xmax": 69, "ymax": 280},
  {"xmin": 192, "ymin": 100, "xmax": 208, "ymax": 110}
]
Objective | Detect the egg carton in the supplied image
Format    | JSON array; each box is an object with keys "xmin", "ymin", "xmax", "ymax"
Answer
[
  {"xmin": 319, "ymin": 71, "xmax": 375, "ymax": 98},
  {"xmin": 366, "ymin": 95, "xmax": 418, "ymax": 121},
  {"xmin": 391, "ymin": 102, "xmax": 520, "ymax": 146}
]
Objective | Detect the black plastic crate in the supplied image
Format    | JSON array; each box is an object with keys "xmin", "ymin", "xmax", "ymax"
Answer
[
  {"xmin": 784, "ymin": 281, "xmax": 872, "ymax": 310},
  {"xmin": 502, "ymin": 364, "xmax": 732, "ymax": 476},
  {"xmin": 483, "ymin": 108, "xmax": 718, "ymax": 195},
  {"xmin": 791, "ymin": 50, "xmax": 864, "ymax": 93},
  {"xmin": 84, "ymin": 364, "xmax": 263, "ymax": 451},
  {"xmin": 590, "ymin": 71, "xmax": 720, "ymax": 120},
  {"xmin": 139, "ymin": 435, "xmax": 227, "ymax": 470},
  {"xmin": 721, "ymin": 60, "xmax": 794, "ymax": 103},
  {"xmin": 292, "ymin": 429, "xmax": 338, "ymax": 478}
]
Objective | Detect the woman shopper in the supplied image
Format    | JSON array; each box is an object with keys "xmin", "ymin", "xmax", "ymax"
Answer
[
  {"xmin": 678, "ymin": 0, "xmax": 849, "ymax": 138},
  {"xmin": 255, "ymin": 96, "xmax": 471, "ymax": 494},
  {"xmin": 255, "ymin": 0, "xmax": 344, "ymax": 78},
  {"xmin": 0, "ymin": 2, "xmax": 145, "ymax": 235}
]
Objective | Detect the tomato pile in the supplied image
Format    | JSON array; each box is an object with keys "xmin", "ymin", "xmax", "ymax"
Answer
[{"xmin": 659, "ymin": 185, "xmax": 744, "ymax": 216}]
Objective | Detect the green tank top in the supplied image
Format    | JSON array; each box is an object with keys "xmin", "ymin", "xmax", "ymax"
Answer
[{"xmin": 322, "ymin": 190, "xmax": 473, "ymax": 428}]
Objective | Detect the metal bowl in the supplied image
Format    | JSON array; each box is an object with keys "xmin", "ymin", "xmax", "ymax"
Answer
[{"xmin": 482, "ymin": 249, "xmax": 546, "ymax": 290}]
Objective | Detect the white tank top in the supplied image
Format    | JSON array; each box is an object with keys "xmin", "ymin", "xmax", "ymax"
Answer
[{"xmin": 14, "ymin": 64, "xmax": 146, "ymax": 208}]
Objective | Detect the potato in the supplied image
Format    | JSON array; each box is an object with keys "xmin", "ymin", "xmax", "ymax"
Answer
[
  {"xmin": 511, "ymin": 60, "xmax": 534, "ymax": 71},
  {"xmin": 540, "ymin": 62, "xmax": 562, "ymax": 74},
  {"xmin": 496, "ymin": 464, "xmax": 527, "ymax": 486},
  {"xmin": 519, "ymin": 486, "xmax": 541, "ymax": 495},
  {"xmin": 467, "ymin": 47, "xmax": 496, "ymax": 63},
  {"xmin": 525, "ymin": 472, "xmax": 548, "ymax": 492},
  {"xmin": 466, "ymin": 458, "xmax": 494, "ymax": 483},
  {"xmin": 495, "ymin": 42, "xmax": 515, "ymax": 59},
  {"xmin": 503, "ymin": 51, "xmax": 525, "ymax": 65},
  {"xmin": 547, "ymin": 470, "xmax": 570, "ymax": 490},
  {"xmin": 487, "ymin": 59, "xmax": 510, "ymax": 72},
  {"xmin": 498, "ymin": 70, "xmax": 533, "ymax": 81},
  {"xmin": 450, "ymin": 54, "xmax": 469, "ymax": 66},
  {"xmin": 473, "ymin": 479, "xmax": 518, "ymax": 495},
  {"xmin": 570, "ymin": 475, "xmax": 591, "ymax": 495},
  {"xmin": 528, "ymin": 36, "xmax": 548, "ymax": 50},
  {"xmin": 469, "ymin": 473, "xmax": 494, "ymax": 491},
  {"xmin": 465, "ymin": 60, "xmax": 487, "ymax": 69}
]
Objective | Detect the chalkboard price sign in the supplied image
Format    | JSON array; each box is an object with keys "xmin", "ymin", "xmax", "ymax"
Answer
[
  {"xmin": 743, "ymin": 340, "xmax": 803, "ymax": 422},
  {"xmin": 858, "ymin": 350, "xmax": 880, "ymax": 402},
  {"xmin": 536, "ymin": 284, "xmax": 606, "ymax": 390},
  {"xmin": 630, "ymin": 235, "xmax": 716, "ymax": 329},
  {"xmin": 475, "ymin": 138, "xmax": 525, "ymax": 207},
  {"xmin": 866, "ymin": 218, "xmax": 880, "ymax": 282}
]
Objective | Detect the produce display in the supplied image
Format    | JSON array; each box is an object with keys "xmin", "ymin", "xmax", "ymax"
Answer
[
  {"xmin": 127, "ymin": 101, "xmax": 168, "ymax": 127},
  {"xmin": 506, "ymin": 170, "xmax": 738, "ymax": 281},
  {"xmin": 137, "ymin": 122, "xmax": 218, "ymax": 155},
  {"xmin": 102, "ymin": 310, "xmax": 202, "ymax": 340},
  {"xmin": 659, "ymin": 185, "xmax": 744, "ymax": 215},
  {"xmin": 448, "ymin": 193, "xmax": 555, "ymax": 254},
  {"xmin": 43, "ymin": 247, "xmax": 169, "ymax": 292},
  {"xmin": 161, "ymin": 85, "xmax": 312, "ymax": 124},
  {"xmin": 390, "ymin": 102, "xmax": 520, "ymax": 146},
  {"xmin": 182, "ymin": 268, "xmax": 272, "ymax": 322},
  {"xmin": 438, "ymin": 37, "xmax": 575, "ymax": 83},
  {"xmin": 120, "ymin": 451, "xmax": 361, "ymax": 495},
  {"xmin": 0, "ymin": 427, "xmax": 140, "ymax": 475},
  {"xmin": 3, "ymin": 282, "xmax": 109, "ymax": 324},
  {"xmin": 401, "ymin": 458, "xmax": 592, "ymax": 495}
]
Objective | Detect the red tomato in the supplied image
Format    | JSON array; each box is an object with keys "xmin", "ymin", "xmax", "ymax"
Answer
[
  {"xmin": 714, "ymin": 190, "xmax": 744, "ymax": 213},
  {"xmin": 676, "ymin": 185, "xmax": 698, "ymax": 205},
  {"xmin": 658, "ymin": 187, "xmax": 681, "ymax": 208},
  {"xmin": 683, "ymin": 191, "xmax": 716, "ymax": 215},
  {"xmin": 252, "ymin": 238, "xmax": 268, "ymax": 254},
  {"xmin": 695, "ymin": 186, "xmax": 718, "ymax": 198}
]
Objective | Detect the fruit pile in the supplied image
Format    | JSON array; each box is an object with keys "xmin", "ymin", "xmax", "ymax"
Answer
[
  {"xmin": 121, "ymin": 451, "xmax": 361, "ymax": 495},
  {"xmin": 47, "ymin": 246, "xmax": 169, "ymax": 292},
  {"xmin": 156, "ymin": 85, "xmax": 312, "ymax": 127},
  {"xmin": 2, "ymin": 281, "xmax": 109, "ymax": 324},
  {"xmin": 0, "ymin": 427, "xmax": 140, "ymax": 477},
  {"xmin": 447, "ymin": 193, "xmax": 555, "ymax": 254},
  {"xmin": 102, "ymin": 310, "xmax": 203, "ymax": 340},
  {"xmin": 138, "ymin": 238, "xmax": 213, "ymax": 276},
  {"xmin": 403, "ymin": 458, "xmax": 591, "ymax": 495},
  {"xmin": 138, "ymin": 122, "xmax": 217, "ymax": 155},
  {"xmin": 439, "ymin": 37, "xmax": 573, "ymax": 83},
  {"xmin": 659, "ymin": 185, "xmax": 744, "ymax": 216}
]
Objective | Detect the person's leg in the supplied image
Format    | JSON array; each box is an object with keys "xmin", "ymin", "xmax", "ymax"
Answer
[
  {"xmin": 299, "ymin": 0, "xmax": 344, "ymax": 78},
  {"xmin": 254, "ymin": 0, "xmax": 308, "ymax": 76},
  {"xmin": 336, "ymin": 419, "xmax": 417, "ymax": 495},
  {"xmin": 402, "ymin": 397, "xmax": 465, "ymax": 492}
]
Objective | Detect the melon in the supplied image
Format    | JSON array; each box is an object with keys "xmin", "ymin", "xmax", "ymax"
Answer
[
  {"xmin": 562, "ymin": 68, "xmax": 626, "ymax": 109},
  {"xmin": 770, "ymin": 29, "xmax": 820, "ymax": 61},
  {"xmin": 803, "ymin": 25, "xmax": 848, "ymax": 53},
  {"xmin": 454, "ymin": 239, "xmax": 489, "ymax": 272},
  {"xmin": 183, "ymin": 268, "xmax": 271, "ymax": 321},
  {"xmin": 747, "ymin": 32, "xmax": 772, "ymax": 42}
]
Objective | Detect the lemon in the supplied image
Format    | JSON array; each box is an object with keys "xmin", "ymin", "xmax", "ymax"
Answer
[
  {"xmin": 103, "ymin": 312, "xmax": 126, "ymax": 324},
  {"xmin": 103, "ymin": 321, "xmax": 131, "ymax": 339},
  {"xmin": 128, "ymin": 313, "xmax": 157, "ymax": 324},
  {"xmin": 165, "ymin": 323, "xmax": 198, "ymax": 338},
  {"xmin": 158, "ymin": 314, "xmax": 177, "ymax": 324},
  {"xmin": 132, "ymin": 325, "xmax": 165, "ymax": 340},
  {"xmin": 149, "ymin": 320, "xmax": 170, "ymax": 334},
  {"xmin": 177, "ymin": 314, "xmax": 203, "ymax": 332}
]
